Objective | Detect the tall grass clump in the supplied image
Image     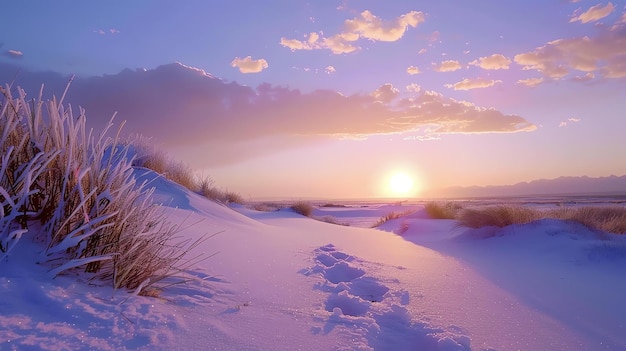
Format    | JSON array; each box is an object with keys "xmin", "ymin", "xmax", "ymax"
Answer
[
  {"xmin": 291, "ymin": 201, "xmax": 313, "ymax": 217},
  {"xmin": 371, "ymin": 210, "xmax": 415, "ymax": 228},
  {"xmin": 457, "ymin": 205, "xmax": 543, "ymax": 229},
  {"xmin": 128, "ymin": 135, "xmax": 196, "ymax": 191},
  {"xmin": 424, "ymin": 201, "xmax": 463, "ymax": 219},
  {"xmin": 457, "ymin": 204, "xmax": 626, "ymax": 234},
  {"xmin": 130, "ymin": 138, "xmax": 245, "ymax": 205},
  {"xmin": 549, "ymin": 206, "xmax": 626, "ymax": 234},
  {"xmin": 0, "ymin": 84, "xmax": 199, "ymax": 294}
]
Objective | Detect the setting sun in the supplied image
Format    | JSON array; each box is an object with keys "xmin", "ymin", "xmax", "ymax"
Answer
[{"xmin": 389, "ymin": 172, "xmax": 414, "ymax": 196}]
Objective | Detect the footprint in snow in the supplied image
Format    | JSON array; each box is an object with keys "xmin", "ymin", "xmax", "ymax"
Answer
[{"xmin": 302, "ymin": 244, "xmax": 475, "ymax": 351}]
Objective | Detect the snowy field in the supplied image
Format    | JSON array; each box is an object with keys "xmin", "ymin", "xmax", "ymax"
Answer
[{"xmin": 1, "ymin": 170, "xmax": 625, "ymax": 350}]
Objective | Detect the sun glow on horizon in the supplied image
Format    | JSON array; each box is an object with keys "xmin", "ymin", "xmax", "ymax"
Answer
[{"xmin": 388, "ymin": 172, "xmax": 415, "ymax": 197}]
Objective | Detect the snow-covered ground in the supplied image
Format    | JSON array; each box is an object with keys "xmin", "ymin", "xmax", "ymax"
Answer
[{"xmin": 1, "ymin": 171, "xmax": 625, "ymax": 350}]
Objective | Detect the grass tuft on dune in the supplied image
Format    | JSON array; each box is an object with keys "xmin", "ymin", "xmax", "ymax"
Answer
[
  {"xmin": 0, "ymin": 85, "xmax": 206, "ymax": 295},
  {"xmin": 456, "ymin": 204, "xmax": 626, "ymax": 234}
]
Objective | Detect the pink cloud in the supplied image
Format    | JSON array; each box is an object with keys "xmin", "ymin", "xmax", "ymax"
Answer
[
  {"xmin": 0, "ymin": 62, "xmax": 536, "ymax": 167},
  {"xmin": 469, "ymin": 54, "xmax": 511, "ymax": 70},
  {"xmin": 4, "ymin": 50, "xmax": 23, "ymax": 58},
  {"xmin": 406, "ymin": 66, "xmax": 420, "ymax": 75},
  {"xmin": 517, "ymin": 77, "xmax": 544, "ymax": 87},
  {"xmin": 280, "ymin": 10, "xmax": 424, "ymax": 55},
  {"xmin": 445, "ymin": 78, "xmax": 502, "ymax": 90},
  {"xmin": 432, "ymin": 60, "xmax": 462, "ymax": 72},
  {"xmin": 570, "ymin": 2, "xmax": 615, "ymax": 24},
  {"xmin": 514, "ymin": 24, "xmax": 626, "ymax": 80},
  {"xmin": 231, "ymin": 56, "xmax": 268, "ymax": 73}
]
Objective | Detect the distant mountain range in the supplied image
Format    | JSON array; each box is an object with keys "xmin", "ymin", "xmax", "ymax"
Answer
[{"xmin": 427, "ymin": 175, "xmax": 626, "ymax": 198}]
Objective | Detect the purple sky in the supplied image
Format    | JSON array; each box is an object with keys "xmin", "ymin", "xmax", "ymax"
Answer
[{"xmin": 1, "ymin": 1, "xmax": 625, "ymax": 199}]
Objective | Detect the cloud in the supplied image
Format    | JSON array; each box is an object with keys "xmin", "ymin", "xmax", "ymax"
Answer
[
  {"xmin": 406, "ymin": 83, "xmax": 421, "ymax": 93},
  {"xmin": 0, "ymin": 62, "xmax": 536, "ymax": 167},
  {"xmin": 230, "ymin": 56, "xmax": 268, "ymax": 73},
  {"xmin": 514, "ymin": 24, "xmax": 626, "ymax": 79},
  {"xmin": 432, "ymin": 60, "xmax": 462, "ymax": 72},
  {"xmin": 94, "ymin": 28, "xmax": 120, "ymax": 35},
  {"xmin": 445, "ymin": 78, "xmax": 502, "ymax": 90},
  {"xmin": 371, "ymin": 83, "xmax": 399, "ymax": 103},
  {"xmin": 394, "ymin": 91, "xmax": 536, "ymax": 135},
  {"xmin": 517, "ymin": 77, "xmax": 544, "ymax": 87},
  {"xmin": 406, "ymin": 66, "xmax": 420, "ymax": 75},
  {"xmin": 325, "ymin": 66, "xmax": 336, "ymax": 74},
  {"xmin": 570, "ymin": 2, "xmax": 615, "ymax": 23},
  {"xmin": 469, "ymin": 54, "xmax": 511, "ymax": 70},
  {"xmin": 3, "ymin": 50, "xmax": 23, "ymax": 59},
  {"xmin": 344, "ymin": 10, "xmax": 425, "ymax": 41},
  {"xmin": 280, "ymin": 10, "xmax": 424, "ymax": 54},
  {"xmin": 572, "ymin": 72, "xmax": 595, "ymax": 82},
  {"xmin": 559, "ymin": 117, "xmax": 581, "ymax": 127},
  {"xmin": 280, "ymin": 32, "xmax": 358, "ymax": 54}
]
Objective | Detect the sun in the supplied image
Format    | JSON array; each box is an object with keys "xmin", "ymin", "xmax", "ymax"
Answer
[{"xmin": 389, "ymin": 172, "xmax": 414, "ymax": 195}]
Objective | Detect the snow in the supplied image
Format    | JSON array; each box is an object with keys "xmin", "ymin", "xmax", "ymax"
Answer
[{"xmin": 1, "ymin": 172, "xmax": 625, "ymax": 350}]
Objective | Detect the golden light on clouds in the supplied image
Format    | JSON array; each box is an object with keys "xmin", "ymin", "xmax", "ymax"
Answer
[{"xmin": 231, "ymin": 56, "xmax": 268, "ymax": 73}]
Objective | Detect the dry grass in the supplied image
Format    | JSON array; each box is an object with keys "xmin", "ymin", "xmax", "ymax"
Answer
[
  {"xmin": 548, "ymin": 206, "xmax": 626, "ymax": 234},
  {"xmin": 457, "ymin": 205, "xmax": 626, "ymax": 234},
  {"xmin": 456, "ymin": 205, "xmax": 543, "ymax": 229},
  {"xmin": 371, "ymin": 210, "xmax": 414, "ymax": 228},
  {"xmin": 127, "ymin": 136, "xmax": 196, "ymax": 191},
  {"xmin": 128, "ymin": 138, "xmax": 245, "ymax": 205},
  {"xmin": 1, "ymin": 84, "xmax": 207, "ymax": 295},
  {"xmin": 250, "ymin": 202, "xmax": 284, "ymax": 212},
  {"xmin": 424, "ymin": 201, "xmax": 464, "ymax": 219},
  {"xmin": 291, "ymin": 201, "xmax": 313, "ymax": 217},
  {"xmin": 313, "ymin": 215, "xmax": 349, "ymax": 226}
]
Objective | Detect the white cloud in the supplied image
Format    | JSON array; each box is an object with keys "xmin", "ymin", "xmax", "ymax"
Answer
[
  {"xmin": 321, "ymin": 35, "xmax": 359, "ymax": 54},
  {"xmin": 280, "ymin": 32, "xmax": 358, "ymax": 54},
  {"xmin": 445, "ymin": 78, "xmax": 501, "ymax": 90},
  {"xmin": 407, "ymin": 66, "xmax": 420, "ymax": 75},
  {"xmin": 559, "ymin": 117, "xmax": 581, "ymax": 127},
  {"xmin": 517, "ymin": 77, "xmax": 544, "ymax": 87},
  {"xmin": 280, "ymin": 10, "xmax": 424, "ymax": 55},
  {"xmin": 469, "ymin": 54, "xmax": 511, "ymax": 70},
  {"xmin": 572, "ymin": 72, "xmax": 595, "ymax": 82},
  {"xmin": 514, "ymin": 25, "xmax": 626, "ymax": 80},
  {"xmin": 406, "ymin": 83, "xmax": 421, "ymax": 93},
  {"xmin": 432, "ymin": 60, "xmax": 462, "ymax": 72},
  {"xmin": 344, "ymin": 10, "xmax": 425, "ymax": 42},
  {"xmin": 94, "ymin": 28, "xmax": 120, "ymax": 35},
  {"xmin": 230, "ymin": 56, "xmax": 269, "ymax": 74},
  {"xmin": 6, "ymin": 50, "xmax": 23, "ymax": 57},
  {"xmin": 371, "ymin": 83, "xmax": 399, "ymax": 103},
  {"xmin": 325, "ymin": 66, "xmax": 336, "ymax": 74},
  {"xmin": 570, "ymin": 2, "xmax": 615, "ymax": 23}
]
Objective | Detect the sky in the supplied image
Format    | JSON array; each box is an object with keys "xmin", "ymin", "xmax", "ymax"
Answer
[{"xmin": 1, "ymin": 0, "xmax": 626, "ymax": 199}]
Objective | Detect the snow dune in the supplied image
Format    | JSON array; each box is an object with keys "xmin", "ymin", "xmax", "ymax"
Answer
[{"xmin": 1, "ymin": 170, "xmax": 625, "ymax": 350}]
